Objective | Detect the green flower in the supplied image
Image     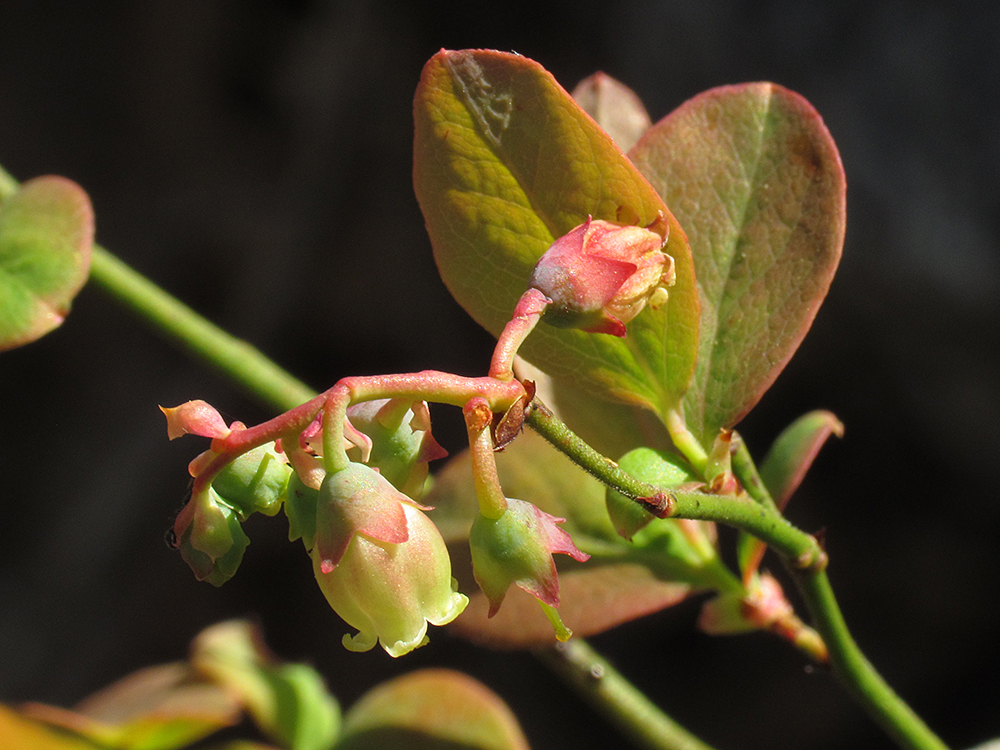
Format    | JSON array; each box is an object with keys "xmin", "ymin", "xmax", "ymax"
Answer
[{"xmin": 311, "ymin": 463, "xmax": 467, "ymax": 657}]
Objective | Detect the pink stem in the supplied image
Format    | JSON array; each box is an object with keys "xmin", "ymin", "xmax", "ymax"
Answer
[
  {"xmin": 464, "ymin": 397, "xmax": 508, "ymax": 519},
  {"xmin": 489, "ymin": 289, "xmax": 551, "ymax": 380}
]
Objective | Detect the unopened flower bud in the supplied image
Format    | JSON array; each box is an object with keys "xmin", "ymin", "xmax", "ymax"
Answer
[
  {"xmin": 211, "ymin": 442, "xmax": 291, "ymax": 518},
  {"xmin": 469, "ymin": 498, "xmax": 589, "ymax": 617},
  {"xmin": 698, "ymin": 572, "xmax": 793, "ymax": 635},
  {"xmin": 345, "ymin": 399, "xmax": 447, "ymax": 499},
  {"xmin": 529, "ymin": 217, "xmax": 674, "ymax": 336},
  {"xmin": 177, "ymin": 488, "xmax": 250, "ymax": 587},
  {"xmin": 606, "ymin": 447, "xmax": 697, "ymax": 540}
]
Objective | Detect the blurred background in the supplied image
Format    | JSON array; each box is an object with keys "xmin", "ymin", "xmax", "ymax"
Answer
[{"xmin": 1, "ymin": 2, "xmax": 997, "ymax": 748}]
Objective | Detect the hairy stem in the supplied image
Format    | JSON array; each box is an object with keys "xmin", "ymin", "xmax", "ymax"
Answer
[{"xmin": 536, "ymin": 638, "xmax": 716, "ymax": 750}]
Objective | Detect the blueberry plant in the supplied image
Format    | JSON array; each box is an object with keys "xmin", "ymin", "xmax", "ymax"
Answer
[{"xmin": 0, "ymin": 49, "xmax": 958, "ymax": 750}]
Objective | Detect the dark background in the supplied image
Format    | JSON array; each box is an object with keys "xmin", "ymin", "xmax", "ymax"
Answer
[{"xmin": 1, "ymin": 2, "xmax": 998, "ymax": 749}]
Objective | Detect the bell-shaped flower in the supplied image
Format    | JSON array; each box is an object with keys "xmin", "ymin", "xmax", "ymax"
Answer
[
  {"xmin": 174, "ymin": 487, "xmax": 250, "ymax": 587},
  {"xmin": 310, "ymin": 462, "xmax": 467, "ymax": 657},
  {"xmin": 469, "ymin": 498, "xmax": 589, "ymax": 617},
  {"xmin": 528, "ymin": 217, "xmax": 674, "ymax": 336}
]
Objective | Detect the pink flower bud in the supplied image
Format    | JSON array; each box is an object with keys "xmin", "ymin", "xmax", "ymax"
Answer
[
  {"xmin": 311, "ymin": 463, "xmax": 467, "ymax": 656},
  {"xmin": 529, "ymin": 217, "xmax": 674, "ymax": 336},
  {"xmin": 469, "ymin": 498, "xmax": 589, "ymax": 617}
]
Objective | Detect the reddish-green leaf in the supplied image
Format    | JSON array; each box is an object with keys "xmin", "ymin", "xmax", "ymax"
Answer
[
  {"xmin": 0, "ymin": 176, "xmax": 94, "ymax": 351},
  {"xmin": 630, "ymin": 83, "xmax": 846, "ymax": 443},
  {"xmin": 737, "ymin": 410, "xmax": 843, "ymax": 579},
  {"xmin": 414, "ymin": 49, "xmax": 699, "ymax": 416},
  {"xmin": 20, "ymin": 663, "xmax": 241, "ymax": 750},
  {"xmin": 0, "ymin": 705, "xmax": 101, "ymax": 750},
  {"xmin": 570, "ymin": 72, "xmax": 652, "ymax": 153},
  {"xmin": 336, "ymin": 669, "xmax": 529, "ymax": 750}
]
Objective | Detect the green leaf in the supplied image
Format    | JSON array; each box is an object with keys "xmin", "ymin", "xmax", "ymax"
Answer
[
  {"xmin": 414, "ymin": 49, "xmax": 700, "ymax": 417},
  {"xmin": 570, "ymin": 72, "xmax": 652, "ymax": 153},
  {"xmin": 427, "ymin": 430, "xmax": 719, "ymax": 647},
  {"xmin": 191, "ymin": 621, "xmax": 341, "ymax": 750},
  {"xmin": 737, "ymin": 410, "xmax": 843, "ymax": 578},
  {"xmin": 630, "ymin": 83, "xmax": 846, "ymax": 443},
  {"xmin": 336, "ymin": 669, "xmax": 529, "ymax": 750},
  {"xmin": 0, "ymin": 175, "xmax": 94, "ymax": 351},
  {"xmin": 19, "ymin": 663, "xmax": 241, "ymax": 750}
]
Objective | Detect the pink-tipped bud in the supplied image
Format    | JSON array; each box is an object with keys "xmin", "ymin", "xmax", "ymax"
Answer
[
  {"xmin": 529, "ymin": 217, "xmax": 674, "ymax": 336},
  {"xmin": 160, "ymin": 400, "xmax": 231, "ymax": 440}
]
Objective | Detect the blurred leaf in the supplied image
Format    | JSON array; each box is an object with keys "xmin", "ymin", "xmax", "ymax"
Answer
[
  {"xmin": 570, "ymin": 72, "xmax": 652, "ymax": 152},
  {"xmin": 191, "ymin": 620, "xmax": 341, "ymax": 750},
  {"xmin": 336, "ymin": 669, "xmax": 529, "ymax": 750},
  {"xmin": 427, "ymin": 430, "xmax": 725, "ymax": 647},
  {"xmin": 630, "ymin": 83, "xmax": 846, "ymax": 443},
  {"xmin": 0, "ymin": 704, "xmax": 101, "ymax": 750},
  {"xmin": 21, "ymin": 663, "xmax": 240, "ymax": 750},
  {"xmin": 737, "ymin": 410, "xmax": 843, "ymax": 579},
  {"xmin": 414, "ymin": 49, "xmax": 699, "ymax": 417},
  {"xmin": 0, "ymin": 175, "xmax": 93, "ymax": 351}
]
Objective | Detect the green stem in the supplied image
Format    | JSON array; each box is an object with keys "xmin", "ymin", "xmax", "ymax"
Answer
[
  {"xmin": 536, "ymin": 639, "xmax": 716, "ymax": 750},
  {"xmin": 88, "ymin": 246, "xmax": 316, "ymax": 412},
  {"xmin": 529, "ymin": 400, "xmax": 949, "ymax": 750},
  {"xmin": 525, "ymin": 399, "xmax": 675, "ymax": 516},
  {"xmin": 729, "ymin": 449, "xmax": 949, "ymax": 750},
  {"xmin": 795, "ymin": 568, "xmax": 948, "ymax": 750}
]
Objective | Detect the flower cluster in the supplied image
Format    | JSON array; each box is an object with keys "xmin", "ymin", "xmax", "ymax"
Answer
[{"xmin": 163, "ymin": 218, "xmax": 675, "ymax": 655}]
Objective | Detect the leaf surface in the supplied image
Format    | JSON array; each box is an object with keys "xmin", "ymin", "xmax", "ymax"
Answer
[
  {"xmin": 337, "ymin": 669, "xmax": 529, "ymax": 750},
  {"xmin": 20, "ymin": 663, "xmax": 240, "ymax": 750},
  {"xmin": 0, "ymin": 705, "xmax": 102, "ymax": 750},
  {"xmin": 0, "ymin": 176, "xmax": 93, "ymax": 351},
  {"xmin": 414, "ymin": 49, "xmax": 699, "ymax": 415},
  {"xmin": 570, "ymin": 72, "xmax": 652, "ymax": 153},
  {"xmin": 630, "ymin": 83, "xmax": 846, "ymax": 442}
]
